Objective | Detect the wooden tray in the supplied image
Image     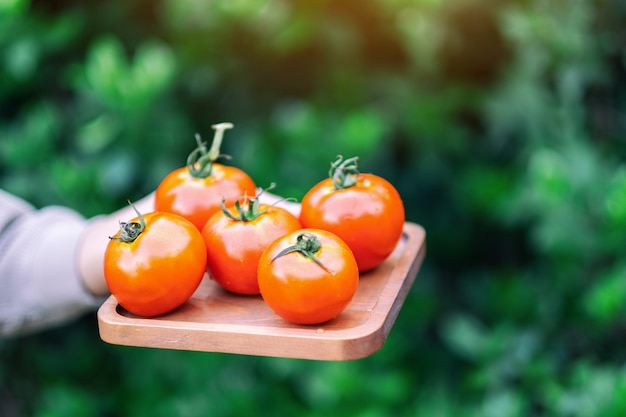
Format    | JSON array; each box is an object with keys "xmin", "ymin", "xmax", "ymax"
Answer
[{"xmin": 97, "ymin": 222, "xmax": 426, "ymax": 361}]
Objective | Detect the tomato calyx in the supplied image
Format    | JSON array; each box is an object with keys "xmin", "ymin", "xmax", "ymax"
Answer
[
  {"xmin": 221, "ymin": 183, "xmax": 292, "ymax": 222},
  {"xmin": 330, "ymin": 155, "xmax": 360, "ymax": 190},
  {"xmin": 187, "ymin": 122, "xmax": 234, "ymax": 179},
  {"xmin": 271, "ymin": 232, "xmax": 332, "ymax": 273},
  {"xmin": 109, "ymin": 201, "xmax": 146, "ymax": 243},
  {"xmin": 221, "ymin": 194, "xmax": 262, "ymax": 222}
]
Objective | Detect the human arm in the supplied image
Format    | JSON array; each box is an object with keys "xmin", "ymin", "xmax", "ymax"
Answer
[
  {"xmin": 0, "ymin": 189, "xmax": 100, "ymax": 336},
  {"xmin": 0, "ymin": 190, "xmax": 155, "ymax": 337}
]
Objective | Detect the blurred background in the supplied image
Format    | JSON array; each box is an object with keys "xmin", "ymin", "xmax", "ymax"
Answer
[{"xmin": 1, "ymin": 0, "xmax": 626, "ymax": 415}]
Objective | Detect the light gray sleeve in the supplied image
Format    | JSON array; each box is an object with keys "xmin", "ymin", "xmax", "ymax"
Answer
[{"xmin": 0, "ymin": 189, "xmax": 104, "ymax": 337}]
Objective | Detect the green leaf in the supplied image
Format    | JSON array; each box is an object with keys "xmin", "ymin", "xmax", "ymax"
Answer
[
  {"xmin": 440, "ymin": 313, "xmax": 490, "ymax": 361},
  {"xmin": 584, "ymin": 265, "xmax": 626, "ymax": 324},
  {"xmin": 4, "ymin": 37, "xmax": 38, "ymax": 80},
  {"xmin": 75, "ymin": 114, "xmax": 120, "ymax": 155},
  {"xmin": 129, "ymin": 41, "xmax": 176, "ymax": 105},
  {"xmin": 604, "ymin": 167, "xmax": 626, "ymax": 227},
  {"xmin": 83, "ymin": 35, "xmax": 128, "ymax": 109},
  {"xmin": 527, "ymin": 148, "xmax": 571, "ymax": 206},
  {"xmin": 0, "ymin": 0, "xmax": 28, "ymax": 17},
  {"xmin": 335, "ymin": 108, "xmax": 385, "ymax": 156}
]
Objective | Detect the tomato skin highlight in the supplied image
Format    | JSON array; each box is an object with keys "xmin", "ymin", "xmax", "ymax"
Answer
[
  {"xmin": 258, "ymin": 228, "xmax": 359, "ymax": 325},
  {"xmin": 300, "ymin": 173, "xmax": 405, "ymax": 272},
  {"xmin": 104, "ymin": 212, "xmax": 207, "ymax": 317},
  {"xmin": 202, "ymin": 203, "xmax": 302, "ymax": 295},
  {"xmin": 155, "ymin": 163, "xmax": 256, "ymax": 231}
]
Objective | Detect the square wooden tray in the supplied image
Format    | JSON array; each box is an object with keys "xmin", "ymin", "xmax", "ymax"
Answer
[{"xmin": 97, "ymin": 222, "xmax": 426, "ymax": 361}]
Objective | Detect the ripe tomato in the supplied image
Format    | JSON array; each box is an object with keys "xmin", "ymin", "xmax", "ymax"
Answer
[
  {"xmin": 104, "ymin": 204, "xmax": 207, "ymax": 317},
  {"xmin": 201, "ymin": 190, "xmax": 302, "ymax": 295},
  {"xmin": 258, "ymin": 228, "xmax": 359, "ymax": 325},
  {"xmin": 155, "ymin": 122, "xmax": 256, "ymax": 230},
  {"xmin": 299, "ymin": 156, "xmax": 405, "ymax": 272}
]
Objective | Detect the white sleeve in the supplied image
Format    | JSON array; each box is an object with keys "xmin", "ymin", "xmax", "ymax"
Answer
[{"xmin": 0, "ymin": 189, "xmax": 104, "ymax": 337}]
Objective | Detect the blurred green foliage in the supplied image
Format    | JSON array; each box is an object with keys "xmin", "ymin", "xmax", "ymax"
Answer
[{"xmin": 1, "ymin": 0, "xmax": 626, "ymax": 415}]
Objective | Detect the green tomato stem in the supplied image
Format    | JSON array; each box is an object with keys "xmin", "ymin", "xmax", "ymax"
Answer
[
  {"xmin": 187, "ymin": 122, "xmax": 234, "ymax": 178},
  {"xmin": 208, "ymin": 122, "xmax": 233, "ymax": 161},
  {"xmin": 221, "ymin": 183, "xmax": 277, "ymax": 222},
  {"xmin": 270, "ymin": 232, "xmax": 332, "ymax": 274},
  {"xmin": 329, "ymin": 155, "xmax": 360, "ymax": 190},
  {"xmin": 109, "ymin": 200, "xmax": 145, "ymax": 243}
]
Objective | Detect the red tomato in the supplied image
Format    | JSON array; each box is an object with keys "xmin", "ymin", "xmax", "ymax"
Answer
[
  {"xmin": 104, "ymin": 205, "xmax": 207, "ymax": 317},
  {"xmin": 202, "ymin": 194, "xmax": 302, "ymax": 295},
  {"xmin": 299, "ymin": 156, "xmax": 405, "ymax": 272},
  {"xmin": 258, "ymin": 228, "xmax": 359, "ymax": 325},
  {"xmin": 156, "ymin": 164, "xmax": 256, "ymax": 230},
  {"xmin": 155, "ymin": 123, "xmax": 256, "ymax": 230}
]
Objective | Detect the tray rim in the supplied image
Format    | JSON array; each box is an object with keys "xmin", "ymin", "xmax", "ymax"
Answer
[{"xmin": 97, "ymin": 222, "xmax": 426, "ymax": 360}]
